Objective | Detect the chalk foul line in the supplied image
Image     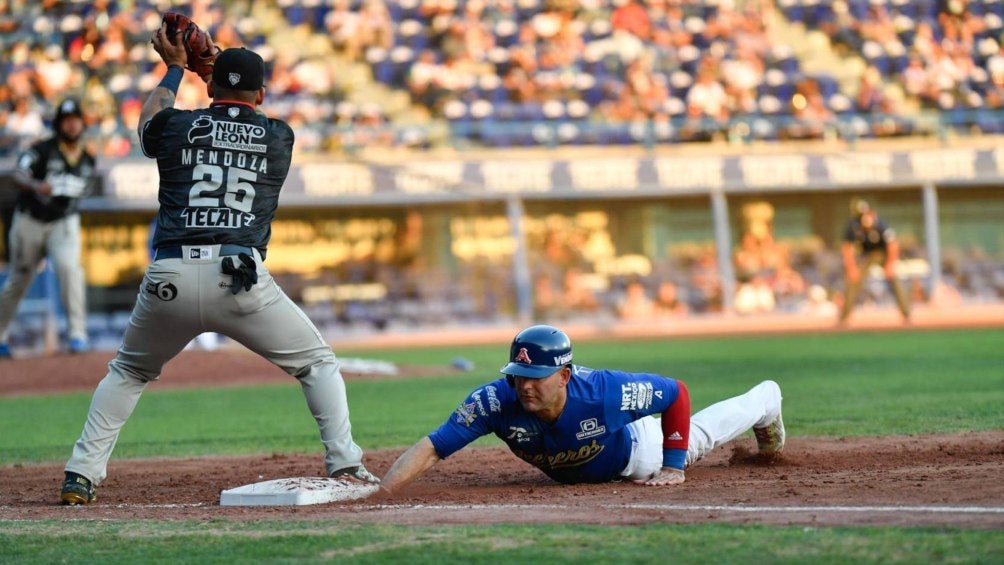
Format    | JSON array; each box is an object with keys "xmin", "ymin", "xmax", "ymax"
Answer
[{"xmin": 362, "ymin": 503, "xmax": 1004, "ymax": 514}]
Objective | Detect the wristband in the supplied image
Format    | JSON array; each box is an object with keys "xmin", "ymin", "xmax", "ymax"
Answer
[
  {"xmin": 159, "ymin": 65, "xmax": 184, "ymax": 94},
  {"xmin": 662, "ymin": 447, "xmax": 686, "ymax": 470}
]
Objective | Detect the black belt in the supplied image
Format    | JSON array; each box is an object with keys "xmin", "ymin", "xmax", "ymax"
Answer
[{"xmin": 154, "ymin": 244, "xmax": 262, "ymax": 261}]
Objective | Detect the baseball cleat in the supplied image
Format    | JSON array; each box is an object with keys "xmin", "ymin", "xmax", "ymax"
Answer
[
  {"xmin": 61, "ymin": 472, "xmax": 97, "ymax": 505},
  {"xmin": 753, "ymin": 412, "xmax": 785, "ymax": 457},
  {"xmin": 0, "ymin": 343, "xmax": 10, "ymax": 359},
  {"xmin": 330, "ymin": 464, "xmax": 381, "ymax": 485}
]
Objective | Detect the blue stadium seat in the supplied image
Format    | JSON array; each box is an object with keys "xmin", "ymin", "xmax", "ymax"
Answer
[{"xmin": 814, "ymin": 73, "xmax": 840, "ymax": 99}]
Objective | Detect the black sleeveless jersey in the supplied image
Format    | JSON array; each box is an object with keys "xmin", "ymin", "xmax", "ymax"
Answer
[
  {"xmin": 140, "ymin": 101, "xmax": 294, "ymax": 252},
  {"xmin": 15, "ymin": 137, "xmax": 97, "ymax": 222}
]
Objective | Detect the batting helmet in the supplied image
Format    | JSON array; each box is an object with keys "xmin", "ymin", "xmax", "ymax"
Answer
[{"xmin": 500, "ymin": 325, "xmax": 573, "ymax": 379}]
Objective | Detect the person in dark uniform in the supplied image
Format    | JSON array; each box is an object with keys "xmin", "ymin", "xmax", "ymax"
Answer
[
  {"xmin": 838, "ymin": 199, "xmax": 911, "ymax": 324},
  {"xmin": 60, "ymin": 24, "xmax": 378, "ymax": 505},
  {"xmin": 0, "ymin": 98, "xmax": 96, "ymax": 358}
]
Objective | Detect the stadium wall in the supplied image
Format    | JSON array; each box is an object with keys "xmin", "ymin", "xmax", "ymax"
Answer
[{"xmin": 1, "ymin": 143, "xmax": 1002, "ymax": 333}]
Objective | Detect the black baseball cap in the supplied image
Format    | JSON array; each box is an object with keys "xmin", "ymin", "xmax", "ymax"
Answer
[
  {"xmin": 55, "ymin": 98, "xmax": 84, "ymax": 122},
  {"xmin": 212, "ymin": 47, "xmax": 265, "ymax": 91}
]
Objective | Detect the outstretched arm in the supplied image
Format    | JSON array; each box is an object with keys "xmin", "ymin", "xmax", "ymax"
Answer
[
  {"xmin": 635, "ymin": 378, "xmax": 690, "ymax": 487},
  {"xmin": 138, "ymin": 22, "xmax": 188, "ymax": 138},
  {"xmin": 380, "ymin": 436, "xmax": 441, "ymax": 496}
]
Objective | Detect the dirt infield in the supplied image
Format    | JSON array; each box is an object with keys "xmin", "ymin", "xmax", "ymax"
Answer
[
  {"xmin": 1, "ymin": 307, "xmax": 1002, "ymax": 528},
  {"xmin": 3, "ymin": 430, "xmax": 1002, "ymax": 528}
]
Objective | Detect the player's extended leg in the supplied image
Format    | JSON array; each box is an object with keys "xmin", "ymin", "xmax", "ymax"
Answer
[
  {"xmin": 47, "ymin": 214, "xmax": 88, "ymax": 344},
  {"xmin": 0, "ymin": 212, "xmax": 46, "ymax": 341},
  {"xmin": 838, "ymin": 264, "xmax": 865, "ymax": 323},
  {"xmin": 210, "ymin": 265, "xmax": 364, "ymax": 475},
  {"xmin": 685, "ymin": 379, "xmax": 783, "ymax": 467},
  {"xmin": 64, "ymin": 261, "xmax": 201, "ymax": 485},
  {"xmin": 885, "ymin": 274, "xmax": 911, "ymax": 321}
]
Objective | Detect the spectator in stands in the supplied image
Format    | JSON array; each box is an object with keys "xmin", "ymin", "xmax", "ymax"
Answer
[
  {"xmin": 561, "ymin": 268, "xmax": 601, "ymax": 315},
  {"xmin": 653, "ymin": 280, "xmax": 687, "ymax": 317},
  {"xmin": 325, "ymin": 0, "xmax": 363, "ymax": 58},
  {"xmin": 356, "ymin": 0, "xmax": 395, "ymax": 59},
  {"xmin": 986, "ymin": 49, "xmax": 1004, "ymax": 108},
  {"xmin": 616, "ymin": 278, "xmax": 655, "ymax": 321},
  {"xmin": 901, "ymin": 55, "xmax": 930, "ymax": 99},
  {"xmin": 1, "ymin": 97, "xmax": 45, "ymax": 155},
  {"xmin": 722, "ymin": 45, "xmax": 764, "ymax": 116},
  {"xmin": 407, "ymin": 49, "xmax": 448, "ymax": 109},
  {"xmin": 457, "ymin": 0, "xmax": 496, "ymax": 63},
  {"xmin": 819, "ymin": 0, "xmax": 864, "ymax": 54},
  {"xmin": 682, "ymin": 61, "xmax": 730, "ymax": 140},
  {"xmin": 533, "ymin": 272, "xmax": 562, "ymax": 320},
  {"xmin": 611, "ymin": 0, "xmax": 652, "ymax": 42},
  {"xmin": 787, "ymin": 78, "xmax": 835, "ymax": 139},
  {"xmin": 687, "ymin": 248, "xmax": 723, "ymax": 314},
  {"xmin": 734, "ymin": 273, "xmax": 775, "ymax": 315},
  {"xmin": 804, "ymin": 284, "xmax": 838, "ymax": 317},
  {"xmin": 855, "ymin": 64, "xmax": 888, "ymax": 113},
  {"xmin": 771, "ymin": 262, "xmax": 808, "ymax": 312}
]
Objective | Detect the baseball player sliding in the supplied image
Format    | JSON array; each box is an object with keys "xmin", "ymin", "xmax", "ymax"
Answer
[
  {"xmin": 379, "ymin": 325, "xmax": 785, "ymax": 493},
  {"xmin": 0, "ymin": 98, "xmax": 95, "ymax": 358},
  {"xmin": 60, "ymin": 15, "xmax": 378, "ymax": 505}
]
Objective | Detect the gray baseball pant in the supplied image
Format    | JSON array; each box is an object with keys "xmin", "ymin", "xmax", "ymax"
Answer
[{"xmin": 64, "ymin": 246, "xmax": 363, "ymax": 484}]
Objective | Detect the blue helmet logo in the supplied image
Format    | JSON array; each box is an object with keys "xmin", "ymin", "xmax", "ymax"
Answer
[{"xmin": 500, "ymin": 325, "xmax": 573, "ymax": 379}]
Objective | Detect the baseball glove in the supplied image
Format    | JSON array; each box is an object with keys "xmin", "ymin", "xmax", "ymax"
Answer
[{"xmin": 162, "ymin": 12, "xmax": 221, "ymax": 81}]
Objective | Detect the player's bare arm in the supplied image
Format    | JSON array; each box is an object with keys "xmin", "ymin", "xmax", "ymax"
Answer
[
  {"xmin": 379, "ymin": 436, "xmax": 441, "ymax": 496},
  {"xmin": 138, "ymin": 23, "xmax": 187, "ymax": 136},
  {"xmin": 11, "ymin": 167, "xmax": 52, "ymax": 196}
]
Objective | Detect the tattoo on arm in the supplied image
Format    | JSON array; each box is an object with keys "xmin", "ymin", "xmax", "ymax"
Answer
[{"xmin": 137, "ymin": 86, "xmax": 177, "ymax": 138}]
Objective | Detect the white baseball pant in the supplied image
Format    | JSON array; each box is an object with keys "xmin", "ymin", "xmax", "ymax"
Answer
[
  {"xmin": 620, "ymin": 379, "xmax": 783, "ymax": 480},
  {"xmin": 0, "ymin": 210, "xmax": 88, "ymax": 342}
]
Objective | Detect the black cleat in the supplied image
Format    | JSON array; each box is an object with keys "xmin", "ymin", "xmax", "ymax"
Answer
[{"xmin": 61, "ymin": 472, "xmax": 96, "ymax": 505}]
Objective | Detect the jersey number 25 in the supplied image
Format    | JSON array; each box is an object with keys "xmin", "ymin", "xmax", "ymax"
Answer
[{"xmin": 189, "ymin": 164, "xmax": 256, "ymax": 213}]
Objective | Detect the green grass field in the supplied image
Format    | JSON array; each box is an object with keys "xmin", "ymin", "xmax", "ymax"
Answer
[{"xmin": 2, "ymin": 327, "xmax": 1003, "ymax": 563}]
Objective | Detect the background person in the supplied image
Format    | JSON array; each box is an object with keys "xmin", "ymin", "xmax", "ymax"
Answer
[
  {"xmin": 378, "ymin": 324, "xmax": 785, "ymax": 495},
  {"xmin": 839, "ymin": 199, "xmax": 911, "ymax": 324},
  {"xmin": 0, "ymin": 98, "xmax": 95, "ymax": 358}
]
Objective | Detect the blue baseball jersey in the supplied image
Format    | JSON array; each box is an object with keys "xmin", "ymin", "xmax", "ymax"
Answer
[{"xmin": 428, "ymin": 366, "xmax": 684, "ymax": 484}]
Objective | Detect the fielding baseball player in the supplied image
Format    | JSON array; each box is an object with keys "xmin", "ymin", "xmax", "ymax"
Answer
[
  {"xmin": 60, "ymin": 18, "xmax": 378, "ymax": 505},
  {"xmin": 380, "ymin": 325, "xmax": 785, "ymax": 493},
  {"xmin": 0, "ymin": 98, "xmax": 95, "ymax": 358},
  {"xmin": 839, "ymin": 199, "xmax": 911, "ymax": 324}
]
